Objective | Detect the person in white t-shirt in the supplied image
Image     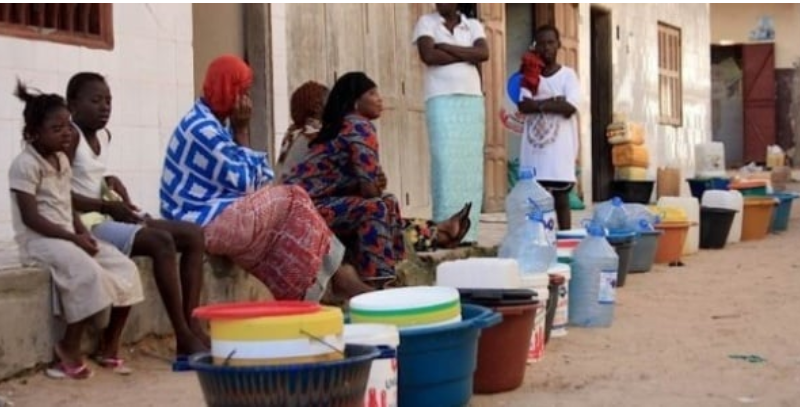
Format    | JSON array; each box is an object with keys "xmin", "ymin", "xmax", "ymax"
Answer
[
  {"xmin": 518, "ymin": 25, "xmax": 581, "ymax": 230},
  {"xmin": 413, "ymin": 3, "xmax": 489, "ymax": 244}
]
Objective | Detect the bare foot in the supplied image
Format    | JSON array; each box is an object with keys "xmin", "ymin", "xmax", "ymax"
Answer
[
  {"xmin": 176, "ymin": 333, "xmax": 209, "ymax": 356},
  {"xmin": 54, "ymin": 342, "xmax": 83, "ymax": 367},
  {"xmin": 331, "ymin": 264, "xmax": 374, "ymax": 299},
  {"xmin": 190, "ymin": 320, "xmax": 211, "ymax": 348}
]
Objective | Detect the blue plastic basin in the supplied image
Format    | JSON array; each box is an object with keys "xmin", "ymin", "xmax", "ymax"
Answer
[{"xmin": 397, "ymin": 304, "xmax": 501, "ymax": 407}]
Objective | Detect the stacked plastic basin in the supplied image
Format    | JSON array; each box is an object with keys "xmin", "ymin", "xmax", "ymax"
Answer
[{"xmin": 699, "ymin": 190, "xmax": 740, "ymax": 249}]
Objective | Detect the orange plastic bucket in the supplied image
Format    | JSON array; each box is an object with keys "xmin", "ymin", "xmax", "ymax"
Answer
[
  {"xmin": 654, "ymin": 222, "xmax": 690, "ymax": 264},
  {"xmin": 741, "ymin": 198, "xmax": 777, "ymax": 241}
]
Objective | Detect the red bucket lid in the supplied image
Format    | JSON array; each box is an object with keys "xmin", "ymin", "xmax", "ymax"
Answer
[{"xmin": 193, "ymin": 301, "xmax": 321, "ymax": 320}]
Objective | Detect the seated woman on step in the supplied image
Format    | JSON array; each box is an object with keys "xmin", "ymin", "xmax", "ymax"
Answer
[
  {"xmin": 283, "ymin": 72, "xmax": 472, "ymax": 286},
  {"xmin": 159, "ymin": 55, "xmax": 373, "ymax": 302},
  {"xmin": 277, "ymin": 80, "xmax": 473, "ymax": 253}
]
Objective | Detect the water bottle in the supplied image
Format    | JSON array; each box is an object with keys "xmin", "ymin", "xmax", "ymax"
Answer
[
  {"xmin": 568, "ymin": 222, "xmax": 619, "ymax": 327},
  {"xmin": 508, "ymin": 212, "xmax": 556, "ymax": 274},
  {"xmin": 593, "ymin": 197, "xmax": 630, "ymax": 234},
  {"xmin": 624, "ymin": 203, "xmax": 660, "ymax": 232},
  {"xmin": 505, "ymin": 166, "xmax": 557, "ymax": 243}
]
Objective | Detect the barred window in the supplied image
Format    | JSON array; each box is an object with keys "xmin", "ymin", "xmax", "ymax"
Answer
[
  {"xmin": 0, "ymin": 4, "xmax": 113, "ymax": 49},
  {"xmin": 658, "ymin": 22, "xmax": 682, "ymax": 127}
]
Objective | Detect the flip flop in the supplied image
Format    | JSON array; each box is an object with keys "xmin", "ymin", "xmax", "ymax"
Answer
[
  {"xmin": 45, "ymin": 362, "xmax": 93, "ymax": 380},
  {"xmin": 437, "ymin": 218, "xmax": 473, "ymax": 249},
  {"xmin": 93, "ymin": 356, "xmax": 133, "ymax": 376},
  {"xmin": 172, "ymin": 355, "xmax": 191, "ymax": 372}
]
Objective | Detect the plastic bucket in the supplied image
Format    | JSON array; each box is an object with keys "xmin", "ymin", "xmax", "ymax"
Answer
[
  {"xmin": 520, "ymin": 273, "xmax": 549, "ymax": 363},
  {"xmin": 654, "ymin": 222, "xmax": 690, "ymax": 264},
  {"xmin": 700, "ymin": 207, "xmax": 737, "ymax": 249},
  {"xmin": 606, "ymin": 232, "xmax": 637, "ymax": 287},
  {"xmin": 687, "ymin": 177, "xmax": 730, "ymax": 200},
  {"xmin": 458, "ymin": 290, "xmax": 537, "ymax": 394},
  {"xmin": 548, "ymin": 263, "xmax": 571, "ymax": 338},
  {"xmin": 611, "ymin": 180, "xmax": 655, "ymax": 204},
  {"xmin": 629, "ymin": 230, "xmax": 663, "ymax": 273},
  {"xmin": 770, "ymin": 193, "xmax": 798, "ymax": 233},
  {"xmin": 343, "ymin": 324, "xmax": 400, "ymax": 407},
  {"xmin": 741, "ymin": 198, "xmax": 777, "ymax": 241},
  {"xmin": 546, "ymin": 274, "xmax": 564, "ymax": 343},
  {"xmin": 397, "ymin": 304, "xmax": 501, "ymax": 407},
  {"xmin": 188, "ymin": 344, "xmax": 379, "ymax": 407}
]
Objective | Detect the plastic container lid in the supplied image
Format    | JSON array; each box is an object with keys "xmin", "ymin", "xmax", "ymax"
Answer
[
  {"xmin": 343, "ymin": 323, "xmax": 400, "ymax": 347},
  {"xmin": 458, "ymin": 288, "xmax": 538, "ymax": 307},
  {"xmin": 557, "ymin": 229, "xmax": 587, "ymax": 239},
  {"xmin": 547, "ymin": 262, "xmax": 571, "ymax": 279},
  {"xmin": 193, "ymin": 301, "xmax": 321, "ymax": 320}
]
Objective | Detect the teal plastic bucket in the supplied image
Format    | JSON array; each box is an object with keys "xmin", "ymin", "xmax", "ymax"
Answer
[
  {"xmin": 397, "ymin": 304, "xmax": 501, "ymax": 407},
  {"xmin": 770, "ymin": 193, "xmax": 798, "ymax": 233}
]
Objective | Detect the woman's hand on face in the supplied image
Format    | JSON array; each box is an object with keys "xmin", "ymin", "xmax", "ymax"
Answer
[{"xmin": 230, "ymin": 94, "xmax": 253, "ymax": 131}]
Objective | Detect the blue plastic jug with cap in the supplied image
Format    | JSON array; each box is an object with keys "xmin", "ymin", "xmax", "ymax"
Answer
[
  {"xmin": 568, "ymin": 221, "xmax": 619, "ymax": 327},
  {"xmin": 505, "ymin": 166, "xmax": 557, "ymax": 244}
]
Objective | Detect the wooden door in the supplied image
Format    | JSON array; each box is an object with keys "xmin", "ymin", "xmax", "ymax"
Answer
[
  {"xmin": 397, "ymin": 3, "xmax": 433, "ymax": 218},
  {"xmin": 325, "ymin": 4, "xmax": 366, "ymax": 83},
  {"xmin": 285, "ymin": 4, "xmax": 329, "ymax": 93},
  {"xmin": 742, "ymin": 43, "xmax": 776, "ymax": 163},
  {"xmin": 590, "ymin": 7, "xmax": 613, "ymax": 202},
  {"xmin": 365, "ymin": 3, "xmax": 404, "ymax": 204},
  {"xmin": 554, "ymin": 4, "xmax": 579, "ymax": 70},
  {"xmin": 478, "ymin": 3, "xmax": 507, "ymax": 213}
]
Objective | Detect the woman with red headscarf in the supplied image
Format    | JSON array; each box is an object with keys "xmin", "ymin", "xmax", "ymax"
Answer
[{"xmin": 160, "ymin": 55, "xmax": 372, "ymax": 301}]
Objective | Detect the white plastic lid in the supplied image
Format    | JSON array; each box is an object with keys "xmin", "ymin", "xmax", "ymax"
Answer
[
  {"xmin": 520, "ymin": 272, "xmax": 550, "ymax": 288},
  {"xmin": 343, "ymin": 323, "xmax": 400, "ymax": 347},
  {"xmin": 547, "ymin": 263, "xmax": 571, "ymax": 279}
]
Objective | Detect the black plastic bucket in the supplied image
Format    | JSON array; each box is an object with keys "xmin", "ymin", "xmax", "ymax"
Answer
[
  {"xmin": 700, "ymin": 207, "xmax": 737, "ymax": 249},
  {"xmin": 607, "ymin": 232, "xmax": 637, "ymax": 287},
  {"xmin": 611, "ymin": 181, "xmax": 655, "ymax": 204},
  {"xmin": 629, "ymin": 230, "xmax": 663, "ymax": 273}
]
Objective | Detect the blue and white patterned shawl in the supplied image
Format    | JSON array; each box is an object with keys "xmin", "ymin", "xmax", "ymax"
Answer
[{"xmin": 160, "ymin": 99, "xmax": 274, "ymax": 226}]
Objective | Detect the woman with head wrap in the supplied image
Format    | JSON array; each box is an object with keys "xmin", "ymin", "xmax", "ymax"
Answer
[
  {"xmin": 284, "ymin": 72, "xmax": 469, "ymax": 284},
  {"xmin": 278, "ymin": 81, "xmax": 472, "ymax": 253},
  {"xmin": 160, "ymin": 55, "xmax": 373, "ymax": 302}
]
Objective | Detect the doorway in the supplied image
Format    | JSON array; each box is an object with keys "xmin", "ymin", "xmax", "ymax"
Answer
[{"xmin": 590, "ymin": 7, "xmax": 614, "ymax": 202}]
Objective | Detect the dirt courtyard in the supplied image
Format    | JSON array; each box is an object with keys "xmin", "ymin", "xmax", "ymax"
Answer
[{"xmin": 1, "ymin": 201, "xmax": 799, "ymax": 407}]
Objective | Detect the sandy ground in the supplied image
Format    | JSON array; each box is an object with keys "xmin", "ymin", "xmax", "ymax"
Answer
[{"xmin": 2, "ymin": 199, "xmax": 800, "ymax": 407}]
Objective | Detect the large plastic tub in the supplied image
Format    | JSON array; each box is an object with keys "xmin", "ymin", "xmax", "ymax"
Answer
[
  {"xmin": 458, "ymin": 289, "xmax": 537, "ymax": 394},
  {"xmin": 700, "ymin": 207, "xmax": 736, "ymax": 249},
  {"xmin": 606, "ymin": 231, "xmax": 637, "ymax": 287},
  {"xmin": 397, "ymin": 304, "xmax": 501, "ymax": 407},
  {"xmin": 611, "ymin": 180, "xmax": 655, "ymax": 204},
  {"xmin": 654, "ymin": 222, "xmax": 690, "ymax": 265},
  {"xmin": 188, "ymin": 344, "xmax": 379, "ymax": 407},
  {"xmin": 741, "ymin": 198, "xmax": 777, "ymax": 241},
  {"xmin": 771, "ymin": 193, "xmax": 799, "ymax": 233},
  {"xmin": 629, "ymin": 230, "xmax": 663, "ymax": 273},
  {"xmin": 687, "ymin": 177, "xmax": 730, "ymax": 200}
]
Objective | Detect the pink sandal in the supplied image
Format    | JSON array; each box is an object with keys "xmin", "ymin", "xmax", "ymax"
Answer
[
  {"xmin": 93, "ymin": 356, "xmax": 133, "ymax": 375},
  {"xmin": 45, "ymin": 362, "xmax": 94, "ymax": 380}
]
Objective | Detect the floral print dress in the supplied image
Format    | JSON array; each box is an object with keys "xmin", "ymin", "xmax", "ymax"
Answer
[{"xmin": 284, "ymin": 114, "xmax": 406, "ymax": 282}]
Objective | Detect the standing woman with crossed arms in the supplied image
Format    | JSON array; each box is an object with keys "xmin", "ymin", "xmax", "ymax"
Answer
[{"xmin": 413, "ymin": 3, "xmax": 489, "ymax": 244}]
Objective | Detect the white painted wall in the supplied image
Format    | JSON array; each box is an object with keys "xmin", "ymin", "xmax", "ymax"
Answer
[
  {"xmin": 0, "ymin": 4, "xmax": 194, "ymax": 241},
  {"xmin": 711, "ymin": 3, "xmax": 800, "ymax": 69},
  {"xmin": 576, "ymin": 3, "xmax": 712, "ymax": 198}
]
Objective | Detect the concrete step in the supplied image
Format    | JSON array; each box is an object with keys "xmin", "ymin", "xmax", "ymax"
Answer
[{"xmin": 0, "ymin": 251, "xmax": 273, "ymax": 380}]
